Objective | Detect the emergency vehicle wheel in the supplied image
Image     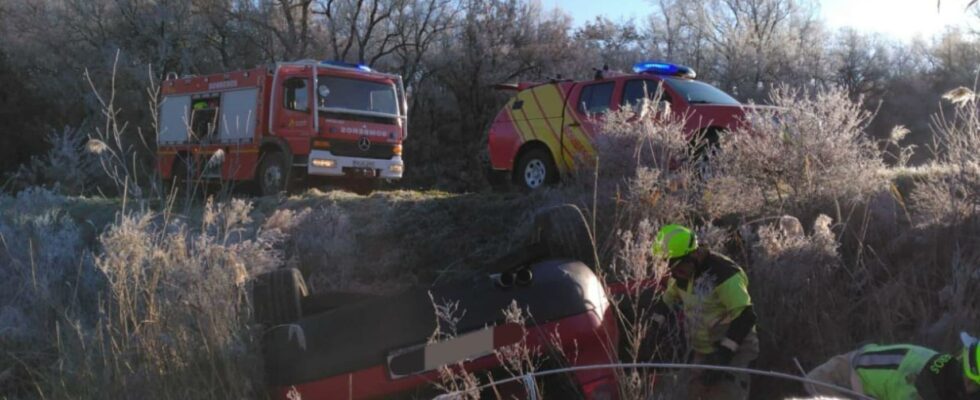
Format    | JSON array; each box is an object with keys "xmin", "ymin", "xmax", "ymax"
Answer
[
  {"xmin": 532, "ymin": 204, "xmax": 598, "ymax": 269},
  {"xmin": 258, "ymin": 152, "xmax": 288, "ymax": 196},
  {"xmin": 514, "ymin": 148, "xmax": 558, "ymax": 191},
  {"xmin": 252, "ymin": 268, "xmax": 308, "ymax": 326}
]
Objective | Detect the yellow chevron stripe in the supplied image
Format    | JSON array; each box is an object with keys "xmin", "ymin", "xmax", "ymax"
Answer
[
  {"xmin": 518, "ymin": 89, "xmax": 563, "ymax": 163},
  {"xmin": 559, "ymin": 105, "xmax": 597, "ymax": 157},
  {"xmin": 507, "ymin": 100, "xmax": 536, "ymax": 143},
  {"xmin": 530, "ymin": 86, "xmax": 591, "ymax": 169},
  {"xmin": 525, "ymin": 86, "xmax": 575, "ymax": 171}
]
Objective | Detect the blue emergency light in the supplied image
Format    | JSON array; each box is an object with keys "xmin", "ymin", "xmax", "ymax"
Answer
[
  {"xmin": 632, "ymin": 61, "xmax": 696, "ymax": 79},
  {"xmin": 321, "ymin": 60, "xmax": 373, "ymax": 72}
]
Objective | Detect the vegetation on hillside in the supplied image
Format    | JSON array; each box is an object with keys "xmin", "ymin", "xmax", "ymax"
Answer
[
  {"xmin": 2, "ymin": 83, "xmax": 979, "ymax": 399},
  {"xmin": 2, "ymin": 0, "xmax": 980, "ymax": 399}
]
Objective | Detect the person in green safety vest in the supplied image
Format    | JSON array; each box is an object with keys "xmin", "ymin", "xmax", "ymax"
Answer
[
  {"xmin": 650, "ymin": 224, "xmax": 759, "ymax": 400},
  {"xmin": 804, "ymin": 332, "xmax": 980, "ymax": 399}
]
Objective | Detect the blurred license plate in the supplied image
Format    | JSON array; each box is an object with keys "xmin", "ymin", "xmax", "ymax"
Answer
[
  {"xmin": 348, "ymin": 167, "xmax": 376, "ymax": 177},
  {"xmin": 353, "ymin": 160, "xmax": 375, "ymax": 168}
]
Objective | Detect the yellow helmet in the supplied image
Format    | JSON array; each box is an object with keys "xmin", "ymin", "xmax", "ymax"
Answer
[{"xmin": 652, "ymin": 224, "xmax": 698, "ymax": 260}]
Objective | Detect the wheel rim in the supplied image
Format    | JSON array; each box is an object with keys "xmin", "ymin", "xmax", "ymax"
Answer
[
  {"xmin": 263, "ymin": 164, "xmax": 283, "ymax": 192},
  {"xmin": 524, "ymin": 159, "xmax": 547, "ymax": 189}
]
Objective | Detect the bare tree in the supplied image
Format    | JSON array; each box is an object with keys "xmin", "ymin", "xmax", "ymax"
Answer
[{"xmin": 831, "ymin": 29, "xmax": 893, "ymax": 99}]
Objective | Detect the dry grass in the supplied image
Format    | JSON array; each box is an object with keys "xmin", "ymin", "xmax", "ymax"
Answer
[{"xmin": 0, "ymin": 192, "xmax": 279, "ymax": 399}]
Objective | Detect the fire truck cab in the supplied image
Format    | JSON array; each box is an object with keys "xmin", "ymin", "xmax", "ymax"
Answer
[
  {"xmin": 157, "ymin": 60, "xmax": 407, "ymax": 196},
  {"xmin": 487, "ymin": 61, "xmax": 750, "ymax": 191}
]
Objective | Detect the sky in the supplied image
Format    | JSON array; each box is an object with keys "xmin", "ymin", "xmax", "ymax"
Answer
[{"xmin": 537, "ymin": 0, "xmax": 977, "ymax": 41}]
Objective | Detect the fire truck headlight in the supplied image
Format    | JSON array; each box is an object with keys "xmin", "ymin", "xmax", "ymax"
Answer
[
  {"xmin": 312, "ymin": 158, "xmax": 336, "ymax": 169},
  {"xmin": 389, "ymin": 164, "xmax": 404, "ymax": 173}
]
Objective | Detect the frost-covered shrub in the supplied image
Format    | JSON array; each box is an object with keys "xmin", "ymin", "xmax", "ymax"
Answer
[
  {"xmin": 0, "ymin": 194, "xmax": 282, "ymax": 399},
  {"xmin": 747, "ymin": 215, "xmax": 855, "ymax": 392},
  {"xmin": 0, "ymin": 188, "xmax": 96, "ymax": 344},
  {"xmin": 912, "ymin": 87, "xmax": 980, "ymax": 223},
  {"xmin": 706, "ymin": 86, "xmax": 888, "ymax": 218},
  {"xmin": 5, "ymin": 127, "xmax": 103, "ymax": 195},
  {"xmin": 580, "ymin": 105, "xmax": 703, "ymax": 259},
  {"xmin": 589, "ymin": 101, "xmax": 691, "ymax": 185}
]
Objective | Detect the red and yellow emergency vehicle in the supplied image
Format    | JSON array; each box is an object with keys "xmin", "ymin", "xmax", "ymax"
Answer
[
  {"xmin": 487, "ymin": 61, "xmax": 752, "ymax": 190},
  {"xmin": 157, "ymin": 60, "xmax": 407, "ymax": 195}
]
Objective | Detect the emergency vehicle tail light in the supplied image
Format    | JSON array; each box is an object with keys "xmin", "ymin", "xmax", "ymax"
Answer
[
  {"xmin": 312, "ymin": 159, "xmax": 336, "ymax": 168},
  {"xmin": 633, "ymin": 61, "xmax": 697, "ymax": 79}
]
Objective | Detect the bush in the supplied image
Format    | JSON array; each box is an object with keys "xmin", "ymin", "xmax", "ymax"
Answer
[
  {"xmin": 912, "ymin": 87, "xmax": 980, "ymax": 224},
  {"xmin": 706, "ymin": 86, "xmax": 888, "ymax": 219},
  {"xmin": 4, "ymin": 127, "xmax": 104, "ymax": 195},
  {"xmin": 1, "ymin": 195, "xmax": 281, "ymax": 399}
]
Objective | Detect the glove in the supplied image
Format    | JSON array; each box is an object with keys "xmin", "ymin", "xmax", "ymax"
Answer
[{"xmin": 704, "ymin": 344, "xmax": 735, "ymax": 365}]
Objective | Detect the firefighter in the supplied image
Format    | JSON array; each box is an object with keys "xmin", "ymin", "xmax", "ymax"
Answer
[
  {"xmin": 803, "ymin": 334, "xmax": 980, "ymax": 399},
  {"xmin": 650, "ymin": 224, "xmax": 759, "ymax": 400}
]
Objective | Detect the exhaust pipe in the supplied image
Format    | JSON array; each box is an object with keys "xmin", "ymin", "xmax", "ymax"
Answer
[
  {"xmin": 515, "ymin": 269, "xmax": 533, "ymax": 286},
  {"xmin": 494, "ymin": 272, "xmax": 516, "ymax": 288}
]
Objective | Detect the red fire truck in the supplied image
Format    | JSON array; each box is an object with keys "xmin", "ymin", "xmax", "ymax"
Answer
[
  {"xmin": 487, "ymin": 61, "xmax": 753, "ymax": 191},
  {"xmin": 157, "ymin": 60, "xmax": 407, "ymax": 196}
]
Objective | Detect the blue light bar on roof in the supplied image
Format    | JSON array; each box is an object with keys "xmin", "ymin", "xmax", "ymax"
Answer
[
  {"xmin": 633, "ymin": 61, "xmax": 696, "ymax": 78},
  {"xmin": 321, "ymin": 60, "xmax": 373, "ymax": 72}
]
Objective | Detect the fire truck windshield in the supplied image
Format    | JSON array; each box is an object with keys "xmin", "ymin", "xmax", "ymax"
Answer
[
  {"xmin": 663, "ymin": 77, "xmax": 740, "ymax": 106},
  {"xmin": 317, "ymin": 76, "xmax": 399, "ymax": 116}
]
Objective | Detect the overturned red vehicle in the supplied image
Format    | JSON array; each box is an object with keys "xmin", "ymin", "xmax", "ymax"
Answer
[{"xmin": 252, "ymin": 205, "xmax": 661, "ymax": 400}]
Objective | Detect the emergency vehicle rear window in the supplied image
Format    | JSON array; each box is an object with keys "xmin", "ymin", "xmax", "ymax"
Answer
[
  {"xmin": 317, "ymin": 76, "xmax": 398, "ymax": 116},
  {"xmin": 578, "ymin": 82, "xmax": 614, "ymax": 115}
]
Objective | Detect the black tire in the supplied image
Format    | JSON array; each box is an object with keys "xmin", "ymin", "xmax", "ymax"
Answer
[
  {"xmin": 252, "ymin": 268, "xmax": 308, "ymax": 326},
  {"xmin": 257, "ymin": 152, "xmax": 289, "ymax": 197},
  {"xmin": 532, "ymin": 204, "xmax": 598, "ymax": 269},
  {"xmin": 514, "ymin": 148, "xmax": 558, "ymax": 191}
]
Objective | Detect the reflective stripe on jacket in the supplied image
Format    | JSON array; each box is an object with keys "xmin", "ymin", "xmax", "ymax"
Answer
[
  {"xmin": 663, "ymin": 253, "xmax": 752, "ymax": 354},
  {"xmin": 852, "ymin": 344, "xmax": 955, "ymax": 400}
]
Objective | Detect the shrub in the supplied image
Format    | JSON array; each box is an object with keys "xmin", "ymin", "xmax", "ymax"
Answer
[
  {"xmin": 912, "ymin": 87, "xmax": 980, "ymax": 224},
  {"xmin": 706, "ymin": 86, "xmax": 888, "ymax": 219},
  {"xmin": 5, "ymin": 127, "xmax": 104, "ymax": 195},
  {"xmin": 1, "ymin": 195, "xmax": 281, "ymax": 399}
]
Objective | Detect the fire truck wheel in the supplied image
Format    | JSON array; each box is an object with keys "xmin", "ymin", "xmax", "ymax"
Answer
[
  {"xmin": 514, "ymin": 148, "xmax": 558, "ymax": 191},
  {"xmin": 252, "ymin": 268, "xmax": 308, "ymax": 326},
  {"xmin": 258, "ymin": 152, "xmax": 289, "ymax": 196},
  {"xmin": 532, "ymin": 204, "xmax": 598, "ymax": 270}
]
